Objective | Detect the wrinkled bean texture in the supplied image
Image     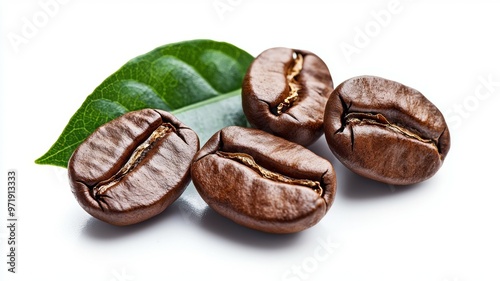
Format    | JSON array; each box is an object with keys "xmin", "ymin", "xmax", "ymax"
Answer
[
  {"xmin": 68, "ymin": 109, "xmax": 199, "ymax": 226},
  {"xmin": 324, "ymin": 76, "xmax": 451, "ymax": 185},
  {"xmin": 242, "ymin": 47, "xmax": 333, "ymax": 146},
  {"xmin": 191, "ymin": 126, "xmax": 336, "ymax": 234}
]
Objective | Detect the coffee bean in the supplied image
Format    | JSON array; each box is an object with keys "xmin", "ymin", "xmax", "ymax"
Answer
[
  {"xmin": 191, "ymin": 126, "xmax": 336, "ymax": 233},
  {"xmin": 68, "ymin": 109, "xmax": 199, "ymax": 226},
  {"xmin": 242, "ymin": 47, "xmax": 333, "ymax": 146},
  {"xmin": 324, "ymin": 76, "xmax": 451, "ymax": 185}
]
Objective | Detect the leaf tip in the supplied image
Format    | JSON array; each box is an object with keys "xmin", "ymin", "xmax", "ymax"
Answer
[{"xmin": 34, "ymin": 154, "xmax": 68, "ymax": 168}]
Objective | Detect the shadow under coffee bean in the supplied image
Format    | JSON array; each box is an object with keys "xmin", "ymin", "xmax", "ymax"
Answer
[
  {"xmin": 324, "ymin": 75, "xmax": 451, "ymax": 185},
  {"xmin": 68, "ymin": 109, "xmax": 199, "ymax": 226}
]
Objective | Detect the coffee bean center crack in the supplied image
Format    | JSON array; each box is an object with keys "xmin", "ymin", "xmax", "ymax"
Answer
[
  {"xmin": 92, "ymin": 123, "xmax": 175, "ymax": 200},
  {"xmin": 343, "ymin": 112, "xmax": 438, "ymax": 149},
  {"xmin": 334, "ymin": 95, "xmax": 439, "ymax": 150},
  {"xmin": 216, "ymin": 151, "xmax": 323, "ymax": 196},
  {"xmin": 275, "ymin": 53, "xmax": 303, "ymax": 115}
]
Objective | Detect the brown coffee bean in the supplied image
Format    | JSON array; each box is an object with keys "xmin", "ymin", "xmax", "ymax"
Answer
[
  {"xmin": 324, "ymin": 76, "xmax": 451, "ymax": 185},
  {"xmin": 242, "ymin": 47, "xmax": 333, "ymax": 146},
  {"xmin": 191, "ymin": 126, "xmax": 336, "ymax": 233},
  {"xmin": 68, "ymin": 109, "xmax": 199, "ymax": 226}
]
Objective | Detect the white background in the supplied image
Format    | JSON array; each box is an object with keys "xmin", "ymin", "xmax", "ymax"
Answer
[{"xmin": 1, "ymin": 0, "xmax": 500, "ymax": 280}]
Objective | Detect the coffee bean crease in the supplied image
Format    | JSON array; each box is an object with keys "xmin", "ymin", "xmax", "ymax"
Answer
[
  {"xmin": 92, "ymin": 123, "xmax": 175, "ymax": 200},
  {"xmin": 216, "ymin": 151, "xmax": 323, "ymax": 196},
  {"xmin": 334, "ymin": 94, "xmax": 439, "ymax": 152},
  {"xmin": 346, "ymin": 113, "xmax": 436, "ymax": 148},
  {"xmin": 275, "ymin": 52, "xmax": 303, "ymax": 115}
]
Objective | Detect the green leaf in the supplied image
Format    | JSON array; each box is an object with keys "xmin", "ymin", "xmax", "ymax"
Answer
[{"xmin": 35, "ymin": 39, "xmax": 254, "ymax": 167}]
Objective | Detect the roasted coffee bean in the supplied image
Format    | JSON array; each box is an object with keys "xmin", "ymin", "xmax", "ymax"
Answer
[
  {"xmin": 242, "ymin": 47, "xmax": 333, "ymax": 146},
  {"xmin": 324, "ymin": 76, "xmax": 451, "ymax": 185},
  {"xmin": 191, "ymin": 126, "xmax": 336, "ymax": 233},
  {"xmin": 68, "ymin": 109, "xmax": 199, "ymax": 226}
]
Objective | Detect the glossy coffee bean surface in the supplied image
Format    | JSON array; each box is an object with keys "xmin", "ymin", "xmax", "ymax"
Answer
[
  {"xmin": 68, "ymin": 109, "xmax": 199, "ymax": 226},
  {"xmin": 242, "ymin": 47, "xmax": 333, "ymax": 146},
  {"xmin": 324, "ymin": 76, "xmax": 451, "ymax": 185},
  {"xmin": 191, "ymin": 126, "xmax": 336, "ymax": 233}
]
